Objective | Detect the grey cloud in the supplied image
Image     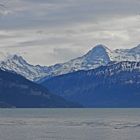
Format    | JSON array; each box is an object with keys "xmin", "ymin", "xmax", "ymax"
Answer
[
  {"xmin": 0, "ymin": 0, "xmax": 140, "ymax": 29},
  {"xmin": 0, "ymin": 0, "xmax": 140, "ymax": 65},
  {"xmin": 0, "ymin": 34, "xmax": 14, "ymax": 39},
  {"xmin": 52, "ymin": 47, "xmax": 83, "ymax": 63}
]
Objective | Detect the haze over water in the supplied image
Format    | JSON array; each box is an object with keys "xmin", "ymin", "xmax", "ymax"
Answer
[{"xmin": 0, "ymin": 109, "xmax": 140, "ymax": 140}]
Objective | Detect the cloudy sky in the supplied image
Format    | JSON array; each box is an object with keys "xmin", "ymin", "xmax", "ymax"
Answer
[{"xmin": 0, "ymin": 0, "xmax": 140, "ymax": 65}]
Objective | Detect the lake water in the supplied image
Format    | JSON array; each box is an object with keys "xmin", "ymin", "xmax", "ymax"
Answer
[{"xmin": 0, "ymin": 109, "xmax": 140, "ymax": 140}]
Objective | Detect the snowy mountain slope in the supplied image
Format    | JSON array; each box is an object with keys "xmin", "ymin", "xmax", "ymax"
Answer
[
  {"xmin": 39, "ymin": 44, "xmax": 140, "ymax": 81},
  {"xmin": 43, "ymin": 45, "xmax": 112, "ymax": 78},
  {"xmin": 90, "ymin": 61, "xmax": 140, "ymax": 78},
  {"xmin": 1, "ymin": 44, "xmax": 140, "ymax": 81},
  {"xmin": 0, "ymin": 55, "xmax": 49, "ymax": 81}
]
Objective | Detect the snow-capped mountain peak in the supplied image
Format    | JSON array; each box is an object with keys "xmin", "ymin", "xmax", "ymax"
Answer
[
  {"xmin": 129, "ymin": 44, "xmax": 140, "ymax": 53},
  {"xmin": 89, "ymin": 44, "xmax": 110, "ymax": 51},
  {"xmin": 7, "ymin": 54, "xmax": 28, "ymax": 65},
  {"xmin": 84, "ymin": 44, "xmax": 112, "ymax": 63},
  {"xmin": 39, "ymin": 44, "xmax": 140, "ymax": 81},
  {"xmin": 1, "ymin": 44, "xmax": 140, "ymax": 81},
  {"xmin": 0, "ymin": 54, "xmax": 49, "ymax": 81}
]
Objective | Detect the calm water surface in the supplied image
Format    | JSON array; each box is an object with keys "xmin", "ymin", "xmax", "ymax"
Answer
[{"xmin": 0, "ymin": 109, "xmax": 140, "ymax": 140}]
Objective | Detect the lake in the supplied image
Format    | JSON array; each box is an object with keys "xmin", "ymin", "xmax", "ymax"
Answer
[{"xmin": 0, "ymin": 109, "xmax": 140, "ymax": 140}]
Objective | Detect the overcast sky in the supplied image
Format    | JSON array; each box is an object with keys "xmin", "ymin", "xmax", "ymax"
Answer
[{"xmin": 0, "ymin": 0, "xmax": 140, "ymax": 65}]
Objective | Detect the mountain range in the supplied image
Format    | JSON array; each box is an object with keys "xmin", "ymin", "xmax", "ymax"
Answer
[
  {"xmin": 41, "ymin": 61, "xmax": 140, "ymax": 107},
  {"xmin": 0, "ymin": 44, "xmax": 140, "ymax": 107},
  {"xmin": 0, "ymin": 68, "xmax": 81, "ymax": 108},
  {"xmin": 1, "ymin": 44, "xmax": 140, "ymax": 81}
]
